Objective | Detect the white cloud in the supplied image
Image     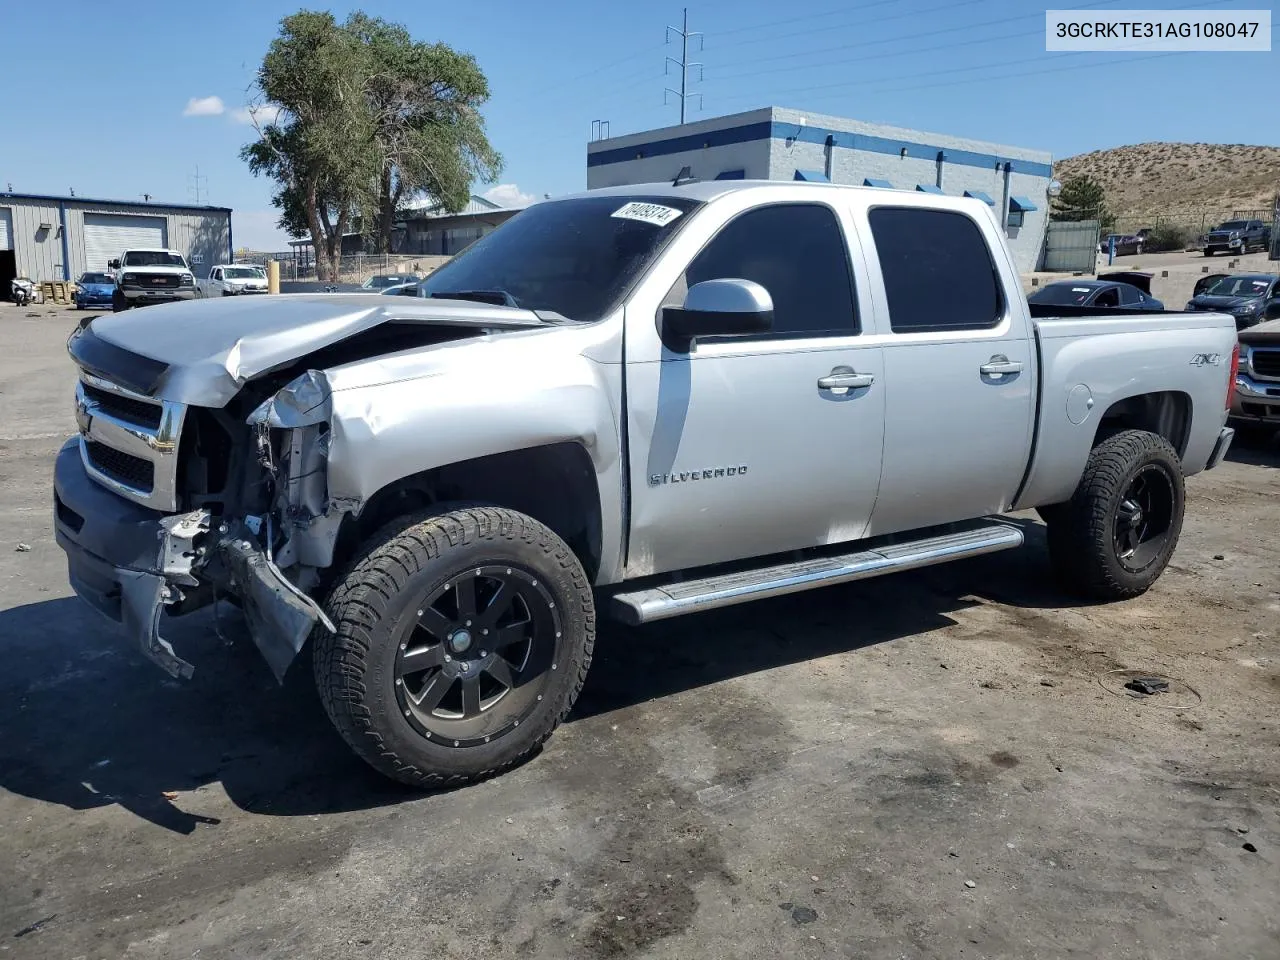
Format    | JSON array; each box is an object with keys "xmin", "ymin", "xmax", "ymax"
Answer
[
  {"xmin": 482, "ymin": 184, "xmax": 537, "ymax": 209},
  {"xmin": 183, "ymin": 96, "xmax": 225, "ymax": 117},
  {"xmin": 232, "ymin": 104, "xmax": 284, "ymax": 126}
]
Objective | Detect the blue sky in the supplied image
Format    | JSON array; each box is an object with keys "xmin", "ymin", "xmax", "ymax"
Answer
[{"xmin": 2, "ymin": 0, "xmax": 1274, "ymax": 249}]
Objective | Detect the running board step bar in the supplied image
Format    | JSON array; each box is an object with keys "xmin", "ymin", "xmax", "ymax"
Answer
[{"xmin": 608, "ymin": 523, "xmax": 1023, "ymax": 625}]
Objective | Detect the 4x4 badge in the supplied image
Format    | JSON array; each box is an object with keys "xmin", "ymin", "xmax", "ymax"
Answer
[{"xmin": 1189, "ymin": 353, "xmax": 1222, "ymax": 366}]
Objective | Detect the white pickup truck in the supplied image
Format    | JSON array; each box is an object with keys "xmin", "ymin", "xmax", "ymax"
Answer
[
  {"xmin": 195, "ymin": 264, "xmax": 269, "ymax": 298},
  {"xmin": 108, "ymin": 248, "xmax": 197, "ymax": 311},
  {"xmin": 56, "ymin": 180, "xmax": 1238, "ymax": 787}
]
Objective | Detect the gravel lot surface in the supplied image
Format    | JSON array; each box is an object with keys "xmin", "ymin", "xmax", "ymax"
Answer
[{"xmin": 1, "ymin": 304, "xmax": 1277, "ymax": 960}]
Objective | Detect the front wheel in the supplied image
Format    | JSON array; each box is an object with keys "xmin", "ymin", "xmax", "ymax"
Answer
[
  {"xmin": 111, "ymin": 289, "xmax": 128, "ymax": 312},
  {"xmin": 314, "ymin": 505, "xmax": 595, "ymax": 787},
  {"xmin": 1044, "ymin": 430, "xmax": 1185, "ymax": 600}
]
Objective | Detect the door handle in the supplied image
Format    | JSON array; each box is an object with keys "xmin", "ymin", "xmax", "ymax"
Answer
[
  {"xmin": 980, "ymin": 355, "xmax": 1023, "ymax": 377},
  {"xmin": 817, "ymin": 372, "xmax": 875, "ymax": 390}
]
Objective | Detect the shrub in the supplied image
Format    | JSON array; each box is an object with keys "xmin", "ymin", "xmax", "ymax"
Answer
[{"xmin": 1142, "ymin": 223, "xmax": 1191, "ymax": 252}]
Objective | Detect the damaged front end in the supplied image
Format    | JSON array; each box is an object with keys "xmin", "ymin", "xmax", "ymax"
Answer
[{"xmin": 55, "ymin": 365, "xmax": 352, "ymax": 683}]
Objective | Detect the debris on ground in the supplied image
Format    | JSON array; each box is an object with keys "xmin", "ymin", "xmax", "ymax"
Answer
[
  {"xmin": 791, "ymin": 906, "xmax": 818, "ymax": 924},
  {"xmin": 162, "ymin": 791, "xmax": 179, "ymax": 801},
  {"xmin": 1242, "ymin": 843, "xmax": 1258, "ymax": 853},
  {"xmin": 15, "ymin": 543, "xmax": 31, "ymax": 552},
  {"xmin": 1213, "ymin": 554, "xmax": 1225, "ymax": 561},
  {"xmin": 964, "ymin": 880, "xmax": 977, "ymax": 889},
  {"xmin": 13, "ymin": 914, "xmax": 57, "ymax": 938},
  {"xmin": 1124, "ymin": 677, "xmax": 1171, "ymax": 696}
]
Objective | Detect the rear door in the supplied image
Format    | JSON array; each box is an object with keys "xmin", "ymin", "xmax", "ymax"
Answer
[{"xmin": 856, "ymin": 203, "xmax": 1036, "ymax": 536}]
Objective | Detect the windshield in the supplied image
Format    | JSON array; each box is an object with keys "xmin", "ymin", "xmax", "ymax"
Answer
[
  {"xmin": 1027, "ymin": 283, "xmax": 1097, "ymax": 306},
  {"xmin": 363, "ymin": 274, "xmax": 418, "ymax": 289},
  {"xmin": 79, "ymin": 272, "xmax": 113, "ymax": 285},
  {"xmin": 1216, "ymin": 221, "xmax": 1249, "ymax": 231},
  {"xmin": 419, "ymin": 195, "xmax": 703, "ymax": 322},
  {"xmin": 224, "ymin": 267, "xmax": 262, "ymax": 279},
  {"xmin": 1205, "ymin": 276, "xmax": 1273, "ymax": 298},
  {"xmin": 123, "ymin": 251, "xmax": 187, "ymax": 268}
]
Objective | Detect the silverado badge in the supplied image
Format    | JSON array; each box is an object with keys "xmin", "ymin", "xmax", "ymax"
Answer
[{"xmin": 649, "ymin": 465, "xmax": 748, "ymax": 486}]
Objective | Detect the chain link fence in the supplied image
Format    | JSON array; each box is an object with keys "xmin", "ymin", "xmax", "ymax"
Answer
[
  {"xmin": 1109, "ymin": 208, "xmax": 1273, "ymax": 247},
  {"xmin": 236, "ymin": 252, "xmax": 451, "ymax": 284}
]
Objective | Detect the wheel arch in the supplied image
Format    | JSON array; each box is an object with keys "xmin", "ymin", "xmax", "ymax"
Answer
[
  {"xmin": 1093, "ymin": 390, "xmax": 1193, "ymax": 458},
  {"xmin": 328, "ymin": 441, "xmax": 606, "ymax": 586}
]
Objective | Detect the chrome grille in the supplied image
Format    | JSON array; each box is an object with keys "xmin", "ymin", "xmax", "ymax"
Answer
[
  {"xmin": 84, "ymin": 440, "xmax": 155, "ymax": 490},
  {"xmin": 75, "ymin": 371, "xmax": 186, "ymax": 510},
  {"xmin": 1251, "ymin": 348, "xmax": 1280, "ymax": 380}
]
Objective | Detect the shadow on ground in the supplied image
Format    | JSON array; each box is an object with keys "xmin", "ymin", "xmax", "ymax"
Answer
[
  {"xmin": 0, "ymin": 519, "xmax": 1077, "ymax": 831},
  {"xmin": 1225, "ymin": 430, "xmax": 1279, "ymax": 467}
]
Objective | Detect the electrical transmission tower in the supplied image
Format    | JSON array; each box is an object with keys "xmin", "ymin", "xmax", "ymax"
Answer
[
  {"xmin": 188, "ymin": 165, "xmax": 208, "ymax": 205},
  {"xmin": 665, "ymin": 8, "xmax": 703, "ymax": 124}
]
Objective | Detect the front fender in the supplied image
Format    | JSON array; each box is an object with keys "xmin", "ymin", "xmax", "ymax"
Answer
[{"xmin": 323, "ymin": 329, "xmax": 626, "ymax": 581}]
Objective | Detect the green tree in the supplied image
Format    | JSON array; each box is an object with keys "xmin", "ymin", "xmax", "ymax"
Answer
[
  {"xmin": 1051, "ymin": 175, "xmax": 1114, "ymax": 232},
  {"xmin": 347, "ymin": 13, "xmax": 502, "ymax": 252},
  {"xmin": 241, "ymin": 10, "xmax": 502, "ymax": 275}
]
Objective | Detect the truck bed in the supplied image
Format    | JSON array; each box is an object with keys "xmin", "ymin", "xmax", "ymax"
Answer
[{"xmin": 1015, "ymin": 306, "xmax": 1237, "ymax": 511}]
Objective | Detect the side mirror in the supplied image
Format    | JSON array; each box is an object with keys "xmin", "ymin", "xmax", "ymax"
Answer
[
  {"xmin": 108, "ymin": 259, "xmax": 119, "ymax": 270},
  {"xmin": 662, "ymin": 278, "xmax": 773, "ymax": 351}
]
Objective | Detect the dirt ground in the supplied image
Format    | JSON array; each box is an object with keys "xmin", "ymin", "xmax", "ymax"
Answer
[{"xmin": 0, "ymin": 304, "xmax": 1277, "ymax": 960}]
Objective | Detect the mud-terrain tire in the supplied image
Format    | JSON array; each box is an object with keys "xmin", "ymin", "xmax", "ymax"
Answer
[
  {"xmin": 1044, "ymin": 429, "xmax": 1185, "ymax": 601},
  {"xmin": 314, "ymin": 505, "xmax": 595, "ymax": 787}
]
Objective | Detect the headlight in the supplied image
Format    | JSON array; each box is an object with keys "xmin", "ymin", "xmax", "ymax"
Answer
[
  {"xmin": 122, "ymin": 273, "xmax": 137, "ymax": 283},
  {"xmin": 180, "ymin": 273, "xmax": 194, "ymax": 285},
  {"xmin": 1184, "ymin": 301, "xmax": 1196, "ymax": 310},
  {"xmin": 1230, "ymin": 302, "xmax": 1260, "ymax": 315}
]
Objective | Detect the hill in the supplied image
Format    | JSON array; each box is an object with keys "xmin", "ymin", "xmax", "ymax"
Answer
[{"xmin": 1055, "ymin": 142, "xmax": 1280, "ymax": 218}]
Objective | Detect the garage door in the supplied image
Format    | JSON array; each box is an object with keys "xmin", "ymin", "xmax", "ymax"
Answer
[
  {"xmin": 0, "ymin": 208, "xmax": 12, "ymax": 250},
  {"xmin": 82, "ymin": 213, "xmax": 167, "ymax": 271}
]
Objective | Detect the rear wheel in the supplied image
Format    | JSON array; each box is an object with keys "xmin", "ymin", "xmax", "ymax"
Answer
[
  {"xmin": 314, "ymin": 505, "xmax": 595, "ymax": 787},
  {"xmin": 1044, "ymin": 430, "xmax": 1185, "ymax": 600}
]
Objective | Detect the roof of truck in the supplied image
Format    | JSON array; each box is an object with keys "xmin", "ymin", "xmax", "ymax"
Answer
[{"xmin": 560, "ymin": 179, "xmax": 993, "ymax": 206}]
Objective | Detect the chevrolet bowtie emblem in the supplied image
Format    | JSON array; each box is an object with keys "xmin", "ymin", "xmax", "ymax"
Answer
[{"xmin": 75, "ymin": 398, "xmax": 92, "ymax": 434}]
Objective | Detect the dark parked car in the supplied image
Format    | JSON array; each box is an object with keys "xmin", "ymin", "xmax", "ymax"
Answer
[
  {"xmin": 1201, "ymin": 219, "xmax": 1270, "ymax": 257},
  {"xmin": 1100, "ymin": 228, "xmax": 1151, "ymax": 256},
  {"xmin": 74, "ymin": 272, "xmax": 116, "ymax": 310},
  {"xmin": 1028, "ymin": 275, "xmax": 1164, "ymax": 312},
  {"xmin": 1184, "ymin": 273, "xmax": 1280, "ymax": 330},
  {"xmin": 361, "ymin": 273, "xmax": 421, "ymax": 290}
]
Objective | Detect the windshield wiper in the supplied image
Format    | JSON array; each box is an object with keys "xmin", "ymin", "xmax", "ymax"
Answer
[{"xmin": 429, "ymin": 289, "xmax": 522, "ymax": 309}]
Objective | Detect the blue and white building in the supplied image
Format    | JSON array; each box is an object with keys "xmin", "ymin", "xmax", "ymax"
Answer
[{"xmin": 586, "ymin": 106, "xmax": 1054, "ymax": 271}]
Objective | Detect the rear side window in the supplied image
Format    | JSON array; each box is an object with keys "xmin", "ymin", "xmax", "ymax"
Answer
[
  {"xmin": 1118, "ymin": 284, "xmax": 1141, "ymax": 306},
  {"xmin": 868, "ymin": 207, "xmax": 1003, "ymax": 333},
  {"xmin": 685, "ymin": 203, "xmax": 858, "ymax": 337}
]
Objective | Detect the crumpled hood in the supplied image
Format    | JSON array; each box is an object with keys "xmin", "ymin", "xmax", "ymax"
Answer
[{"xmin": 77, "ymin": 293, "xmax": 547, "ymax": 407}]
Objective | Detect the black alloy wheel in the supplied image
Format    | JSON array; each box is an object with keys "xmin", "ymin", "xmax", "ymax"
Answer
[
  {"xmin": 394, "ymin": 565, "xmax": 561, "ymax": 748},
  {"xmin": 1112, "ymin": 464, "xmax": 1176, "ymax": 575}
]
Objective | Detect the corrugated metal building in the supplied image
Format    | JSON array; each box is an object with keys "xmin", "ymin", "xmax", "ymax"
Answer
[
  {"xmin": 395, "ymin": 195, "xmax": 524, "ymax": 256},
  {"xmin": 586, "ymin": 106, "xmax": 1053, "ymax": 272},
  {"xmin": 0, "ymin": 192, "xmax": 232, "ymax": 289}
]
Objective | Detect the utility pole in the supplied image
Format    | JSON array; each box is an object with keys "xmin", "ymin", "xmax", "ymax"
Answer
[
  {"xmin": 188, "ymin": 165, "xmax": 208, "ymax": 205},
  {"xmin": 665, "ymin": 8, "xmax": 703, "ymax": 124}
]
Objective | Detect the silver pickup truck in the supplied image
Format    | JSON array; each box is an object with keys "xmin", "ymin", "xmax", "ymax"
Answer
[{"xmin": 55, "ymin": 181, "xmax": 1238, "ymax": 786}]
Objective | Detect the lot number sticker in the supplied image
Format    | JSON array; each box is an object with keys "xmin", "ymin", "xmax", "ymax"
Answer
[{"xmin": 611, "ymin": 202, "xmax": 684, "ymax": 227}]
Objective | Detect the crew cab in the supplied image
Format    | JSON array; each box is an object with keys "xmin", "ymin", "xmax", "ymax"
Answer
[
  {"xmin": 108, "ymin": 248, "xmax": 196, "ymax": 311},
  {"xmin": 195, "ymin": 264, "xmax": 269, "ymax": 298},
  {"xmin": 1201, "ymin": 219, "xmax": 1270, "ymax": 256},
  {"xmin": 54, "ymin": 181, "xmax": 1238, "ymax": 787}
]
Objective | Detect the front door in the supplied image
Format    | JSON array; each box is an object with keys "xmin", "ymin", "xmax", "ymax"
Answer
[
  {"xmin": 857, "ymin": 204, "xmax": 1037, "ymax": 536},
  {"xmin": 624, "ymin": 200, "xmax": 886, "ymax": 577}
]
